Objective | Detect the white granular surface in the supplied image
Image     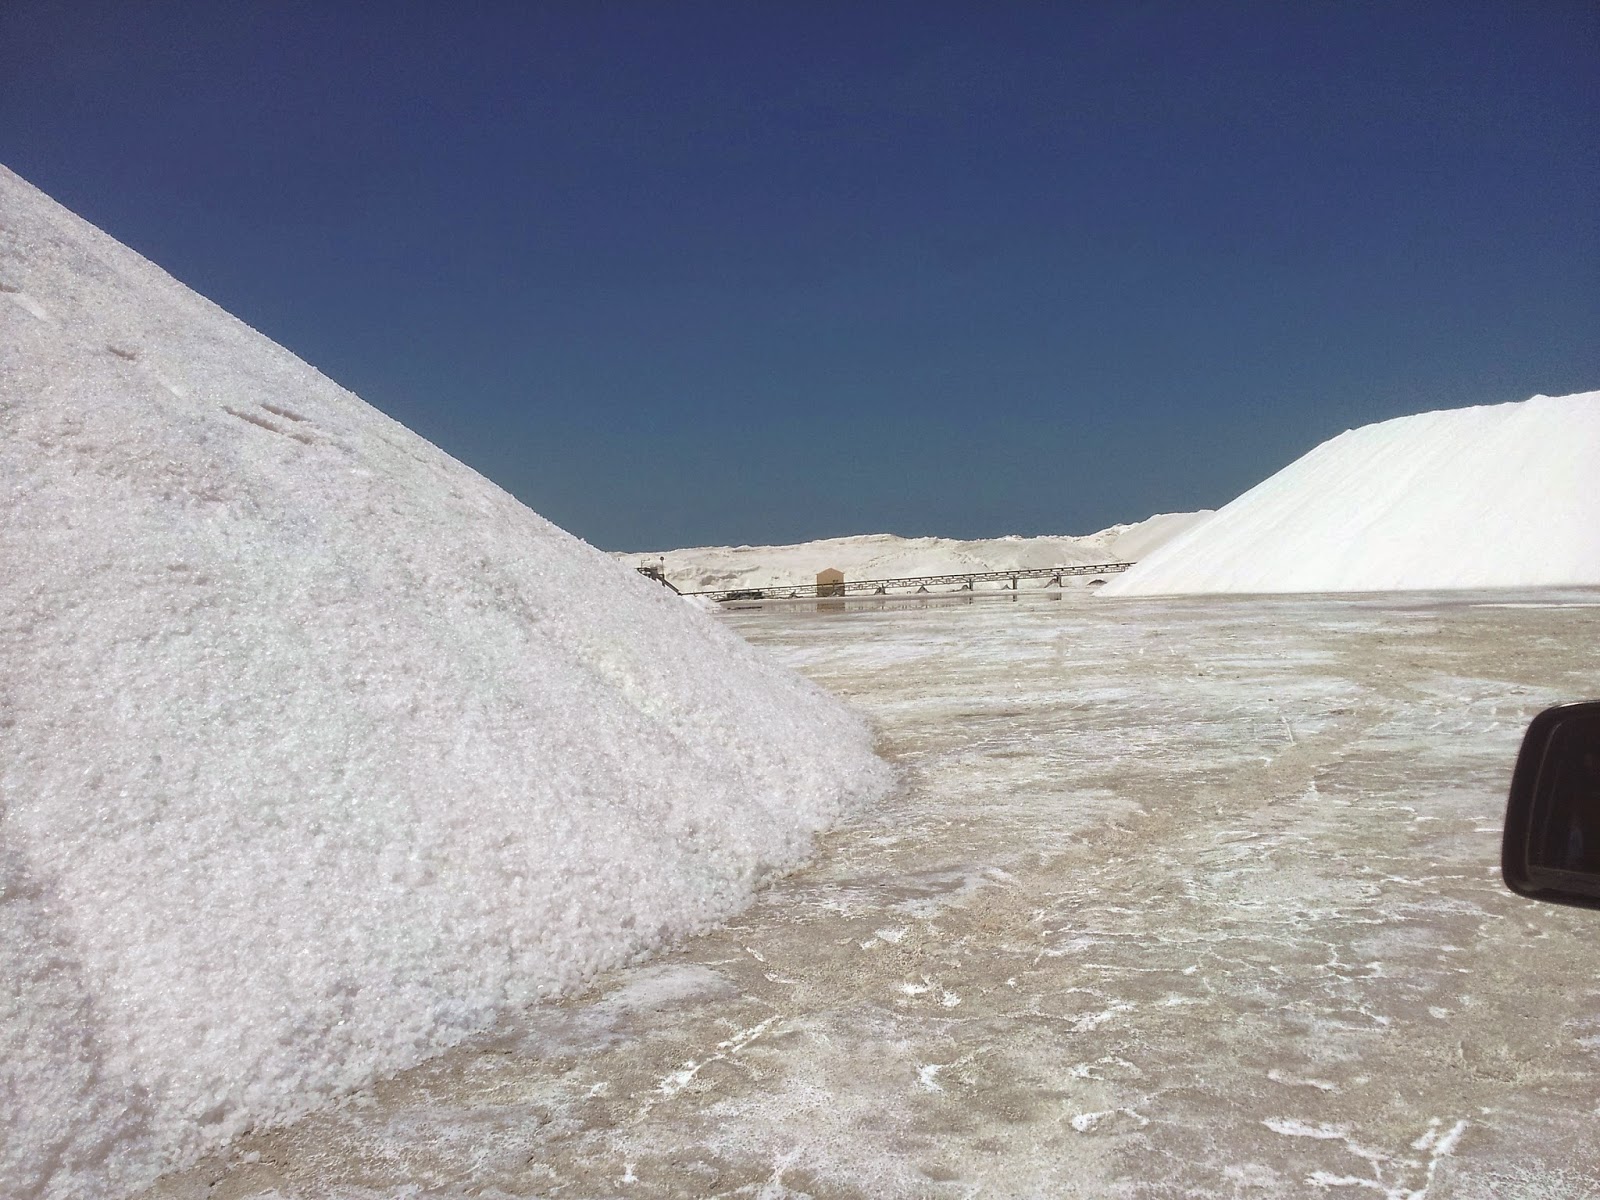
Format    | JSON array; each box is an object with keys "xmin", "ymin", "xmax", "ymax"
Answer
[
  {"xmin": 0, "ymin": 164, "xmax": 890, "ymax": 1200},
  {"xmin": 1102, "ymin": 390, "xmax": 1600, "ymax": 596}
]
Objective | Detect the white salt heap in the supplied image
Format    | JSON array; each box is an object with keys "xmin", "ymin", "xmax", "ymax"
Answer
[
  {"xmin": 1102, "ymin": 392, "xmax": 1600, "ymax": 596},
  {"xmin": 0, "ymin": 165, "xmax": 890, "ymax": 1200}
]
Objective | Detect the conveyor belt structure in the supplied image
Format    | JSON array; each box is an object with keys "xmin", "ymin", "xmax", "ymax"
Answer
[{"xmin": 684, "ymin": 562, "xmax": 1135, "ymax": 602}]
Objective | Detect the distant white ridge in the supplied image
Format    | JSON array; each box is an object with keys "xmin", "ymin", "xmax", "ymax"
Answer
[
  {"xmin": 621, "ymin": 512, "xmax": 1211, "ymax": 594},
  {"xmin": 0, "ymin": 165, "xmax": 890, "ymax": 1199},
  {"xmin": 1101, "ymin": 392, "xmax": 1600, "ymax": 596}
]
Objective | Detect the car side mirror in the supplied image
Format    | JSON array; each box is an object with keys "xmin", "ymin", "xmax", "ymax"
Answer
[{"xmin": 1503, "ymin": 700, "xmax": 1600, "ymax": 909}]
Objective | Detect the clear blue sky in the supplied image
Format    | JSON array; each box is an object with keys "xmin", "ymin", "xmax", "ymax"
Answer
[{"xmin": 3, "ymin": 2, "xmax": 1595, "ymax": 550}]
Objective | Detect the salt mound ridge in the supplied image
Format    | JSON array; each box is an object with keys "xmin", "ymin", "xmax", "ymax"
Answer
[
  {"xmin": 1102, "ymin": 392, "xmax": 1600, "ymax": 597},
  {"xmin": 0, "ymin": 165, "xmax": 890, "ymax": 1199},
  {"xmin": 622, "ymin": 512, "xmax": 1210, "ymax": 594}
]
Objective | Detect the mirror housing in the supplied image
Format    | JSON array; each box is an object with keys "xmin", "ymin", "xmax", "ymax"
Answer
[{"xmin": 1503, "ymin": 700, "xmax": 1600, "ymax": 910}]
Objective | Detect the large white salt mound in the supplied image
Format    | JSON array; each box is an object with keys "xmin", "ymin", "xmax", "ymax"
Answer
[
  {"xmin": 1101, "ymin": 392, "xmax": 1600, "ymax": 597},
  {"xmin": 0, "ymin": 165, "xmax": 890, "ymax": 1199},
  {"xmin": 620, "ymin": 511, "xmax": 1212, "ymax": 594}
]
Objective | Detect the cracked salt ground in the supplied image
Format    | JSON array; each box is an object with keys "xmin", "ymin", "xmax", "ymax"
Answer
[{"xmin": 144, "ymin": 591, "xmax": 1600, "ymax": 1199}]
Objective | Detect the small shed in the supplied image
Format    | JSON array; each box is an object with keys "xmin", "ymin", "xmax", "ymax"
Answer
[{"xmin": 816, "ymin": 567, "xmax": 845, "ymax": 597}]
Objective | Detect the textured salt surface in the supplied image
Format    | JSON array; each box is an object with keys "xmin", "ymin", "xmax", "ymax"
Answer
[
  {"xmin": 0, "ymin": 165, "xmax": 889, "ymax": 1199},
  {"xmin": 1102, "ymin": 392, "xmax": 1600, "ymax": 596},
  {"xmin": 140, "ymin": 590, "xmax": 1600, "ymax": 1198}
]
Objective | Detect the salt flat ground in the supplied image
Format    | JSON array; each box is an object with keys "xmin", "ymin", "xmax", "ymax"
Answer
[{"xmin": 148, "ymin": 591, "xmax": 1600, "ymax": 1199}]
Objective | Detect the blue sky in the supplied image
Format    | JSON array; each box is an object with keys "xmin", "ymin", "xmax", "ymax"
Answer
[{"xmin": 3, "ymin": 2, "xmax": 1595, "ymax": 550}]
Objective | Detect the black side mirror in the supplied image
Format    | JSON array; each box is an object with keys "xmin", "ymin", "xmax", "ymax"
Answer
[{"xmin": 1503, "ymin": 700, "xmax": 1600, "ymax": 910}]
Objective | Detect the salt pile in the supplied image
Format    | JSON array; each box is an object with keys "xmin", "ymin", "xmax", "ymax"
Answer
[
  {"xmin": 0, "ymin": 165, "xmax": 890, "ymax": 1199},
  {"xmin": 1102, "ymin": 392, "xmax": 1600, "ymax": 596},
  {"xmin": 623, "ymin": 512, "xmax": 1210, "ymax": 594}
]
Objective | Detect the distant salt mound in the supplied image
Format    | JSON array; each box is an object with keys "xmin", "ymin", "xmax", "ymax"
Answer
[
  {"xmin": 1102, "ymin": 392, "xmax": 1600, "ymax": 596},
  {"xmin": 0, "ymin": 165, "xmax": 890, "ymax": 1199},
  {"xmin": 623, "ymin": 512, "xmax": 1211, "ymax": 594}
]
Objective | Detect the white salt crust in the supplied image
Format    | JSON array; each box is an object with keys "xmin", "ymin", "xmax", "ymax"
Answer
[{"xmin": 0, "ymin": 165, "xmax": 891, "ymax": 1199}]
